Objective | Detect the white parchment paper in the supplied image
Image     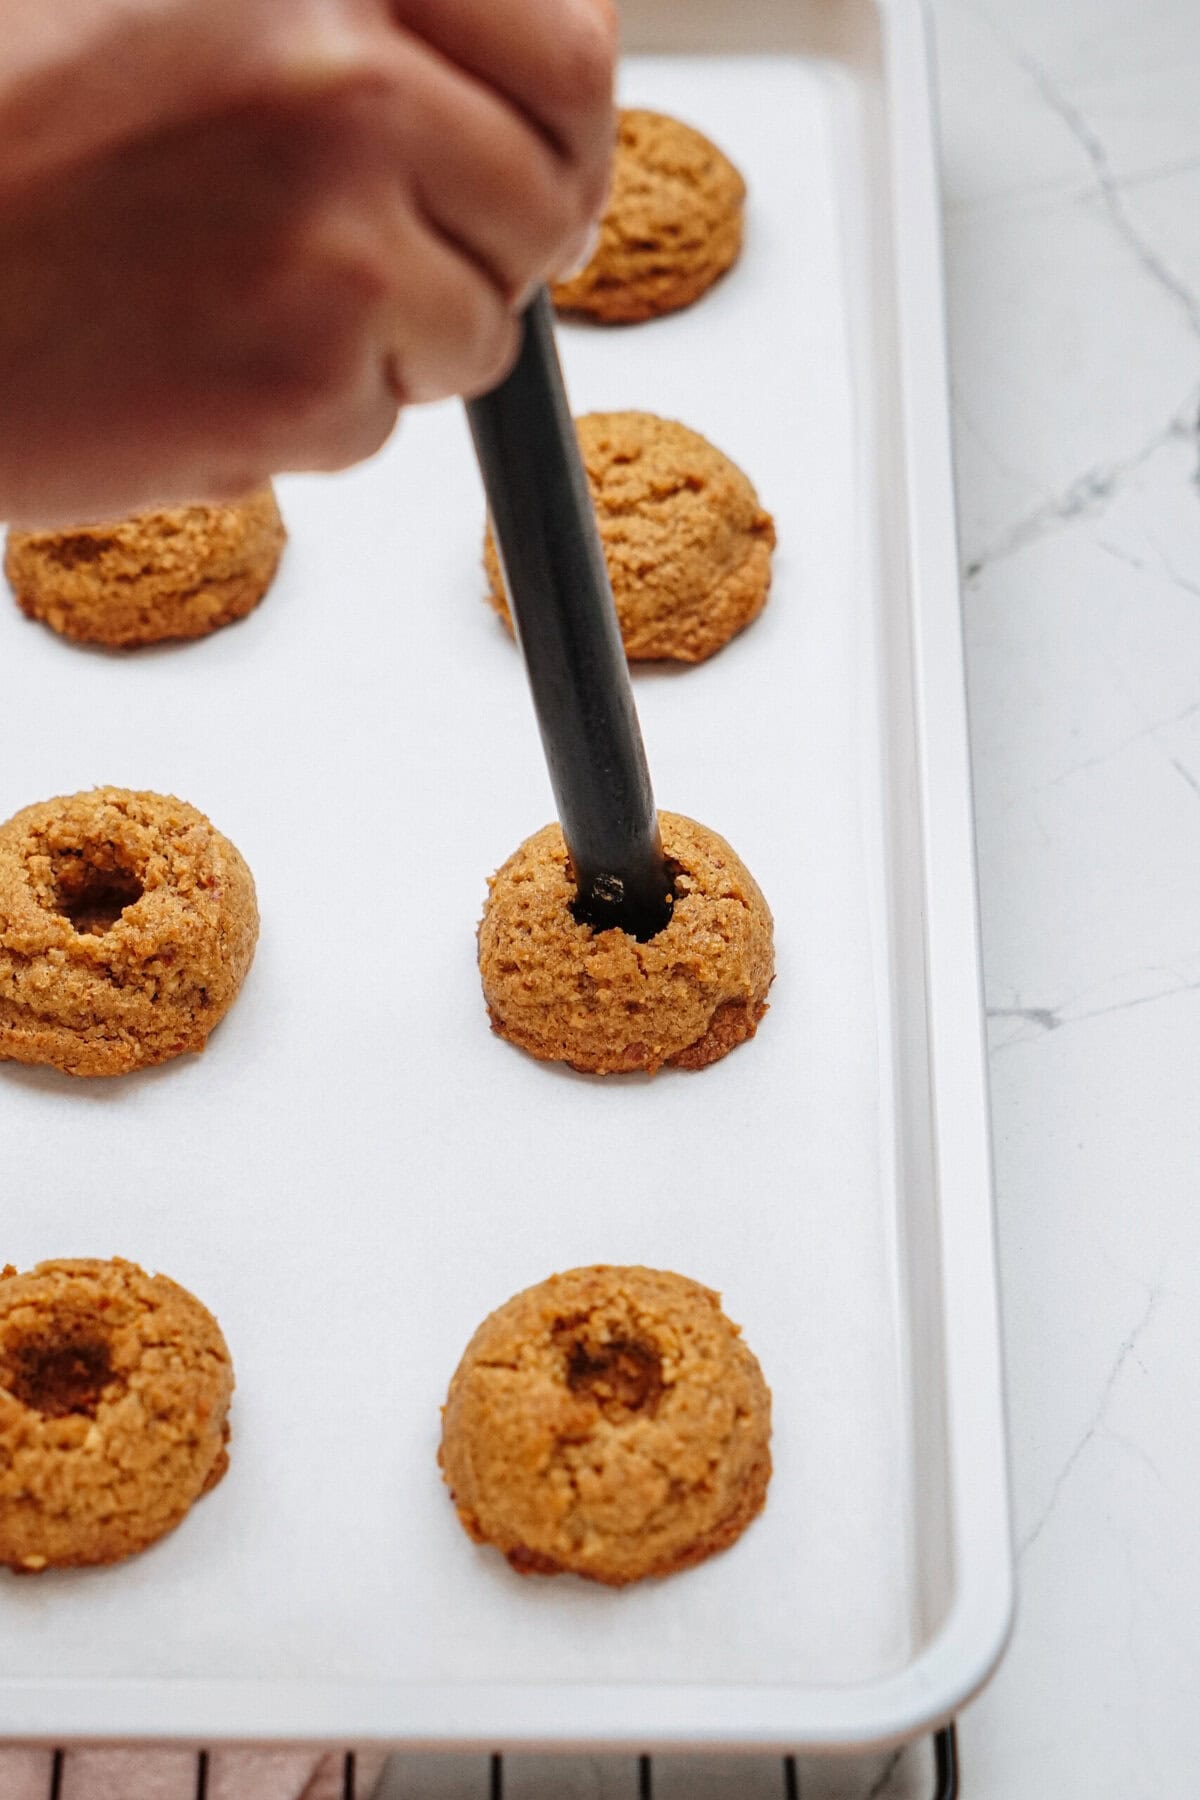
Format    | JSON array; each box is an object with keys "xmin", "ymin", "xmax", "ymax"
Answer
[{"xmin": 0, "ymin": 59, "xmax": 916, "ymax": 1701}]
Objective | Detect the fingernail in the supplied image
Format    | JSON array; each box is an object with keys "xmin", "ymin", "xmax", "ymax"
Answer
[
  {"xmin": 512, "ymin": 279, "xmax": 543, "ymax": 314},
  {"xmin": 558, "ymin": 221, "xmax": 601, "ymax": 282}
]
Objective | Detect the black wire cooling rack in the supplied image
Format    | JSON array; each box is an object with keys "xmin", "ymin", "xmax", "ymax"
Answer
[{"xmin": 37, "ymin": 1723, "xmax": 957, "ymax": 1799}]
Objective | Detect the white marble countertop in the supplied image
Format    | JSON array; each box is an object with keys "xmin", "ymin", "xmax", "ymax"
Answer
[
  {"xmin": 939, "ymin": 0, "xmax": 1200, "ymax": 1791},
  {"xmin": 4, "ymin": 3, "xmax": 1196, "ymax": 1795}
]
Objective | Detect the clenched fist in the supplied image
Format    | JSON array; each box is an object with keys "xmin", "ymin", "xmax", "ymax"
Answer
[{"xmin": 0, "ymin": 0, "xmax": 615, "ymax": 523}]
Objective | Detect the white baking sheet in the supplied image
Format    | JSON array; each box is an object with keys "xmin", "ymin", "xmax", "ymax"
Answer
[{"xmin": 2, "ymin": 53, "xmax": 934, "ymax": 1731}]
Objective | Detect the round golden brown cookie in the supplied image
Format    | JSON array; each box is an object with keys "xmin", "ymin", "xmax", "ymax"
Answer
[
  {"xmin": 4, "ymin": 489, "xmax": 285, "ymax": 648},
  {"xmin": 478, "ymin": 812, "xmax": 773, "ymax": 1074},
  {"xmin": 0, "ymin": 788, "xmax": 259, "ymax": 1077},
  {"xmin": 440, "ymin": 1265, "xmax": 771, "ymax": 1586},
  {"xmin": 485, "ymin": 412, "xmax": 775, "ymax": 663},
  {"xmin": 551, "ymin": 109, "xmax": 746, "ymax": 323},
  {"xmin": 0, "ymin": 1258, "xmax": 233, "ymax": 1572}
]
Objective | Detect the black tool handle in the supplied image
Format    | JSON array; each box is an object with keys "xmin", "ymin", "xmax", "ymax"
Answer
[{"xmin": 466, "ymin": 289, "xmax": 673, "ymax": 940}]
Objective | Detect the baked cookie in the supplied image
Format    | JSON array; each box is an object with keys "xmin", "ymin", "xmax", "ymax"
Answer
[
  {"xmin": 440, "ymin": 1265, "xmax": 771, "ymax": 1586},
  {"xmin": 478, "ymin": 812, "xmax": 773, "ymax": 1074},
  {"xmin": 0, "ymin": 788, "xmax": 259, "ymax": 1077},
  {"xmin": 551, "ymin": 109, "xmax": 745, "ymax": 323},
  {"xmin": 485, "ymin": 412, "xmax": 775, "ymax": 663},
  {"xmin": 5, "ymin": 489, "xmax": 285, "ymax": 648},
  {"xmin": 0, "ymin": 1258, "xmax": 233, "ymax": 1572}
]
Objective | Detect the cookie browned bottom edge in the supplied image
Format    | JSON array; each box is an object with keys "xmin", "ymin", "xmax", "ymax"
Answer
[
  {"xmin": 12, "ymin": 570, "xmax": 275, "ymax": 648},
  {"xmin": 551, "ymin": 218, "xmax": 745, "ymax": 326},
  {"xmin": 496, "ymin": 1443, "xmax": 773, "ymax": 1587},
  {"xmin": 668, "ymin": 995, "xmax": 770, "ymax": 1070},
  {"xmin": 4, "ymin": 1430, "xmax": 232, "ymax": 1574},
  {"xmin": 484, "ymin": 535, "xmax": 772, "ymax": 666},
  {"xmin": 486, "ymin": 994, "xmax": 769, "ymax": 1076}
]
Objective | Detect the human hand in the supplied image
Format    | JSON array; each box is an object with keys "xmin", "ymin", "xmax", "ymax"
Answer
[{"xmin": 0, "ymin": 0, "xmax": 615, "ymax": 524}]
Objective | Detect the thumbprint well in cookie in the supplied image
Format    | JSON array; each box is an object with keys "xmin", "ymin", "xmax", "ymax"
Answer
[
  {"xmin": 0, "ymin": 1258, "xmax": 233, "ymax": 1572},
  {"xmin": 0, "ymin": 787, "xmax": 258, "ymax": 1076},
  {"xmin": 477, "ymin": 812, "xmax": 773, "ymax": 1074},
  {"xmin": 439, "ymin": 1265, "xmax": 772, "ymax": 1586}
]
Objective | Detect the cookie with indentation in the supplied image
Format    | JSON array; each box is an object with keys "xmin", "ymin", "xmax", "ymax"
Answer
[
  {"xmin": 551, "ymin": 109, "xmax": 746, "ymax": 323},
  {"xmin": 0, "ymin": 1258, "xmax": 233, "ymax": 1572},
  {"xmin": 485, "ymin": 411, "xmax": 775, "ymax": 663},
  {"xmin": 4, "ymin": 489, "xmax": 285, "ymax": 648},
  {"xmin": 477, "ymin": 812, "xmax": 773, "ymax": 1075},
  {"xmin": 0, "ymin": 788, "xmax": 258, "ymax": 1077},
  {"xmin": 439, "ymin": 1264, "xmax": 772, "ymax": 1586}
]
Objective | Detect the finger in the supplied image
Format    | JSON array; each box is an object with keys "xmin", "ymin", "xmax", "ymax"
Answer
[
  {"xmin": 555, "ymin": 217, "xmax": 601, "ymax": 282},
  {"xmin": 267, "ymin": 192, "xmax": 519, "ymax": 426},
  {"xmin": 389, "ymin": 0, "xmax": 615, "ymax": 200},
  {"xmin": 206, "ymin": 104, "xmax": 522, "ymax": 457},
  {"xmin": 377, "ymin": 213, "xmax": 521, "ymax": 403},
  {"xmin": 344, "ymin": 50, "xmax": 586, "ymax": 303}
]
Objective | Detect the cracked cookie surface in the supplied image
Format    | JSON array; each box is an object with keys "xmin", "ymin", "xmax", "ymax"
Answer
[
  {"xmin": 485, "ymin": 412, "xmax": 775, "ymax": 663},
  {"xmin": 440, "ymin": 1265, "xmax": 772, "ymax": 1586},
  {"xmin": 551, "ymin": 109, "xmax": 745, "ymax": 323},
  {"xmin": 477, "ymin": 812, "xmax": 773, "ymax": 1075},
  {"xmin": 5, "ymin": 489, "xmax": 285, "ymax": 648},
  {"xmin": 0, "ymin": 1258, "xmax": 233, "ymax": 1571},
  {"xmin": 0, "ymin": 787, "xmax": 259, "ymax": 1076}
]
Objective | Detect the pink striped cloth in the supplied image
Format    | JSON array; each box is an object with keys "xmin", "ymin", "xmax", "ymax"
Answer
[{"xmin": 0, "ymin": 1749, "xmax": 389, "ymax": 1798}]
